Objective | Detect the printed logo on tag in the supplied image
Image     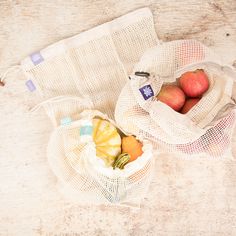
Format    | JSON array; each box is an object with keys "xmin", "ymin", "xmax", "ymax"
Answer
[
  {"xmin": 139, "ymin": 84, "xmax": 154, "ymax": 100},
  {"xmin": 26, "ymin": 80, "xmax": 36, "ymax": 92},
  {"xmin": 80, "ymin": 125, "xmax": 93, "ymax": 136},
  {"xmin": 30, "ymin": 52, "xmax": 44, "ymax": 65}
]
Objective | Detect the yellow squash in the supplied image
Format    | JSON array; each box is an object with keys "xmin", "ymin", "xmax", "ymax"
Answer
[{"xmin": 92, "ymin": 118, "xmax": 121, "ymax": 166}]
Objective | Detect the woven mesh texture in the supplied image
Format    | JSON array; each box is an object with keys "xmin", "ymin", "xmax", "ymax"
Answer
[
  {"xmin": 115, "ymin": 40, "xmax": 236, "ymax": 157},
  {"xmin": 19, "ymin": 8, "xmax": 158, "ymax": 205},
  {"xmin": 21, "ymin": 8, "xmax": 158, "ymax": 120},
  {"xmin": 47, "ymin": 110, "xmax": 154, "ymax": 206}
]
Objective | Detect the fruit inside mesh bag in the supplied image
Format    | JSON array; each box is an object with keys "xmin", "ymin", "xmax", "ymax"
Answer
[
  {"xmin": 115, "ymin": 40, "xmax": 236, "ymax": 157},
  {"xmin": 48, "ymin": 110, "xmax": 154, "ymax": 205},
  {"xmin": 92, "ymin": 118, "xmax": 144, "ymax": 169},
  {"xmin": 155, "ymin": 69, "xmax": 210, "ymax": 114}
]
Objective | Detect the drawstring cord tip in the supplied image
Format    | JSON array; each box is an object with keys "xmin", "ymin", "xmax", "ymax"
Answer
[
  {"xmin": 0, "ymin": 65, "xmax": 22, "ymax": 87},
  {"xmin": 0, "ymin": 80, "xmax": 4, "ymax": 87}
]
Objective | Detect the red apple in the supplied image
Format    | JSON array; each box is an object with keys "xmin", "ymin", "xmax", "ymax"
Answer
[
  {"xmin": 179, "ymin": 69, "xmax": 209, "ymax": 97},
  {"xmin": 156, "ymin": 85, "xmax": 185, "ymax": 111},
  {"xmin": 181, "ymin": 98, "xmax": 200, "ymax": 114}
]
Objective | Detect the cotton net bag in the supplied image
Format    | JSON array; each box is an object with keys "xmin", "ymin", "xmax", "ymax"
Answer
[
  {"xmin": 46, "ymin": 103, "xmax": 153, "ymax": 207},
  {"xmin": 9, "ymin": 8, "xmax": 158, "ymax": 206},
  {"xmin": 115, "ymin": 40, "xmax": 236, "ymax": 158},
  {"xmin": 17, "ymin": 7, "xmax": 158, "ymax": 120}
]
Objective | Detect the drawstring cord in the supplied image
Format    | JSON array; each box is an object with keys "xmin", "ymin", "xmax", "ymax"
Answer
[
  {"xmin": 30, "ymin": 95, "xmax": 94, "ymax": 113},
  {"xmin": 0, "ymin": 65, "xmax": 22, "ymax": 84}
]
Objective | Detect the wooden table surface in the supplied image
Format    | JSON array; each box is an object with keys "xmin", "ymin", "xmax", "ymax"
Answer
[{"xmin": 1, "ymin": 1, "xmax": 236, "ymax": 235}]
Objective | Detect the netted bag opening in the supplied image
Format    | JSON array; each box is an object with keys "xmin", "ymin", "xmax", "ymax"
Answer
[
  {"xmin": 47, "ymin": 110, "xmax": 153, "ymax": 206},
  {"xmin": 115, "ymin": 40, "xmax": 236, "ymax": 157}
]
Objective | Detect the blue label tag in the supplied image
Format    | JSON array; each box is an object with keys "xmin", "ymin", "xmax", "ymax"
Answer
[
  {"xmin": 60, "ymin": 117, "xmax": 72, "ymax": 126},
  {"xmin": 139, "ymin": 84, "xmax": 154, "ymax": 100},
  {"xmin": 80, "ymin": 125, "xmax": 93, "ymax": 136},
  {"xmin": 26, "ymin": 80, "xmax": 36, "ymax": 92},
  {"xmin": 30, "ymin": 52, "xmax": 44, "ymax": 65}
]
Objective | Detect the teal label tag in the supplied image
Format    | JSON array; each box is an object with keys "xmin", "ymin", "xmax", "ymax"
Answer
[
  {"xmin": 60, "ymin": 117, "xmax": 72, "ymax": 125},
  {"xmin": 80, "ymin": 125, "xmax": 93, "ymax": 136}
]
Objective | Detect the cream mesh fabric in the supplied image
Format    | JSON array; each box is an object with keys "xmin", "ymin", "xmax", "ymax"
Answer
[
  {"xmin": 20, "ymin": 8, "xmax": 158, "ymax": 120},
  {"xmin": 42, "ymin": 96, "xmax": 94, "ymax": 127},
  {"xmin": 115, "ymin": 40, "xmax": 236, "ymax": 157},
  {"xmin": 19, "ymin": 8, "xmax": 158, "ymax": 205},
  {"xmin": 47, "ymin": 110, "xmax": 154, "ymax": 206}
]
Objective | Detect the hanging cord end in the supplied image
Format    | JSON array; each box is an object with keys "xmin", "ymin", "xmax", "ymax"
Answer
[
  {"xmin": 0, "ymin": 65, "xmax": 22, "ymax": 87},
  {"xmin": 0, "ymin": 80, "xmax": 4, "ymax": 87},
  {"xmin": 232, "ymin": 60, "xmax": 236, "ymax": 68}
]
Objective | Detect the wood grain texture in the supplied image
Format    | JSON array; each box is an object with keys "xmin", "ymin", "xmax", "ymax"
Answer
[{"xmin": 0, "ymin": 0, "xmax": 236, "ymax": 235}]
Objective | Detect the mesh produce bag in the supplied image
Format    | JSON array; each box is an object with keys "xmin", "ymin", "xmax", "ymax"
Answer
[
  {"xmin": 115, "ymin": 40, "xmax": 236, "ymax": 157},
  {"xmin": 19, "ymin": 7, "xmax": 158, "ymax": 119},
  {"xmin": 3, "ymin": 8, "xmax": 158, "ymax": 206},
  {"xmin": 47, "ymin": 108, "xmax": 153, "ymax": 206}
]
